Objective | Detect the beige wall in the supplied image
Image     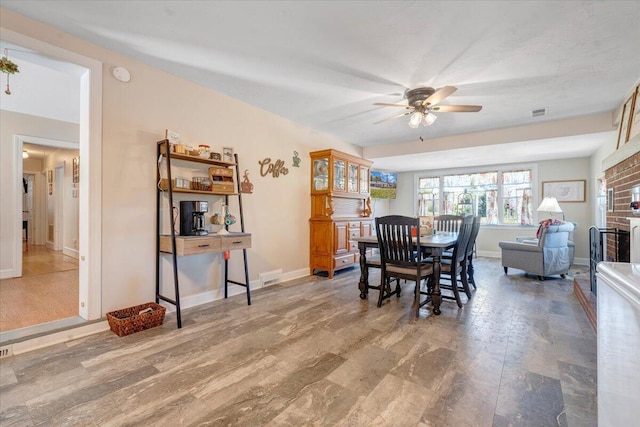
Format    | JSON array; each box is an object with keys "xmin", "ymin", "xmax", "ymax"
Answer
[
  {"xmin": 0, "ymin": 110, "xmax": 79, "ymax": 276},
  {"xmin": 1, "ymin": 8, "xmax": 362, "ymax": 313}
]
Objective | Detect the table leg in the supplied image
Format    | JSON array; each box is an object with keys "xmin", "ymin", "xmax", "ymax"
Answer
[
  {"xmin": 358, "ymin": 243, "xmax": 368, "ymax": 299},
  {"xmin": 431, "ymin": 253, "xmax": 442, "ymax": 315}
]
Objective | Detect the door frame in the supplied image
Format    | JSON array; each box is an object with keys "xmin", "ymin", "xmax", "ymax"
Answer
[
  {"xmin": 53, "ymin": 161, "xmax": 65, "ymax": 251},
  {"xmin": 15, "ymin": 137, "xmax": 78, "ymax": 273},
  {"xmin": 4, "ymin": 28, "xmax": 103, "ymax": 322}
]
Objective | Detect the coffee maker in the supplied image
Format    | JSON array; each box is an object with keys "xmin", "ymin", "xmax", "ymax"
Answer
[{"xmin": 179, "ymin": 201, "xmax": 209, "ymax": 236}]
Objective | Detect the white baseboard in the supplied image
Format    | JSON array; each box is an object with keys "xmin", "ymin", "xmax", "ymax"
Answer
[
  {"xmin": 478, "ymin": 251, "xmax": 589, "ymax": 266},
  {"xmin": 0, "ymin": 268, "xmax": 17, "ymax": 279},
  {"xmin": 162, "ymin": 268, "xmax": 311, "ymax": 313},
  {"xmin": 478, "ymin": 250, "xmax": 500, "ymax": 258},
  {"xmin": 63, "ymin": 246, "xmax": 79, "ymax": 259},
  {"xmin": 11, "ymin": 321, "xmax": 109, "ymax": 356}
]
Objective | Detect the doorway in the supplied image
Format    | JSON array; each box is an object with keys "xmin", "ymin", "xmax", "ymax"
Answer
[{"xmin": 0, "ymin": 29, "xmax": 103, "ymax": 342}]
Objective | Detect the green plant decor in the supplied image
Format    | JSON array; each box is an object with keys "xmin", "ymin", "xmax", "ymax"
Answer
[{"xmin": 0, "ymin": 56, "xmax": 19, "ymax": 75}]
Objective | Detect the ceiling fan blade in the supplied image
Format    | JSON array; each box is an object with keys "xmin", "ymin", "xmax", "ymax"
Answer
[
  {"xmin": 431, "ymin": 105, "xmax": 483, "ymax": 112},
  {"xmin": 422, "ymin": 85, "xmax": 457, "ymax": 106},
  {"xmin": 373, "ymin": 111, "xmax": 411, "ymax": 124},
  {"xmin": 373, "ymin": 103, "xmax": 411, "ymax": 109}
]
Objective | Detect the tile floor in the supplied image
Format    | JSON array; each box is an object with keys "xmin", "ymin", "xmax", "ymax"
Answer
[{"xmin": 0, "ymin": 257, "xmax": 596, "ymax": 426}]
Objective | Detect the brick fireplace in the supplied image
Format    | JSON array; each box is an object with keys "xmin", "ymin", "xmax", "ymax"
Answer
[
  {"xmin": 604, "ymin": 150, "xmax": 640, "ymax": 262},
  {"xmin": 574, "ymin": 138, "xmax": 640, "ymax": 332}
]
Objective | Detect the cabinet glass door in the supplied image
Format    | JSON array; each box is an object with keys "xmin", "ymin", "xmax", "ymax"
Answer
[
  {"xmin": 360, "ymin": 166, "xmax": 369, "ymax": 194},
  {"xmin": 313, "ymin": 158, "xmax": 329, "ymax": 191},
  {"xmin": 333, "ymin": 159, "xmax": 345, "ymax": 191},
  {"xmin": 348, "ymin": 163, "xmax": 359, "ymax": 192}
]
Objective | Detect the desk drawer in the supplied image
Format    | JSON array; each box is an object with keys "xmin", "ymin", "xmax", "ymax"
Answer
[
  {"xmin": 160, "ymin": 235, "xmax": 221, "ymax": 256},
  {"xmin": 221, "ymin": 234, "xmax": 252, "ymax": 251},
  {"xmin": 334, "ymin": 253, "xmax": 355, "ymax": 269}
]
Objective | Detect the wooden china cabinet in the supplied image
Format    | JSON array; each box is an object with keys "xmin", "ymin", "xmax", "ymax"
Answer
[{"xmin": 309, "ymin": 149, "xmax": 373, "ymax": 277}]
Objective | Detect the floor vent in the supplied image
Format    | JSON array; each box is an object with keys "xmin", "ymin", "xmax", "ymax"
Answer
[
  {"xmin": 260, "ymin": 269, "xmax": 283, "ymax": 286},
  {"xmin": 0, "ymin": 345, "xmax": 13, "ymax": 359},
  {"xmin": 532, "ymin": 108, "xmax": 547, "ymax": 117}
]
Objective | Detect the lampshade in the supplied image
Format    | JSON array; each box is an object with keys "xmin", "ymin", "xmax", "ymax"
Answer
[
  {"xmin": 423, "ymin": 113, "xmax": 437, "ymax": 126},
  {"xmin": 408, "ymin": 112, "xmax": 423, "ymax": 128},
  {"xmin": 22, "ymin": 150, "xmax": 29, "ymax": 159},
  {"xmin": 537, "ymin": 197, "xmax": 562, "ymax": 213},
  {"xmin": 537, "ymin": 196, "xmax": 565, "ymax": 224}
]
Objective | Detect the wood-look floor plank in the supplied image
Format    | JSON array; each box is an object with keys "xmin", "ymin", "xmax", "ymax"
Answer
[{"xmin": 0, "ymin": 259, "xmax": 597, "ymax": 426}]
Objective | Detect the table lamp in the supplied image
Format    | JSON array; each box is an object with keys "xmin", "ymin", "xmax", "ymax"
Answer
[{"xmin": 537, "ymin": 196, "xmax": 564, "ymax": 221}]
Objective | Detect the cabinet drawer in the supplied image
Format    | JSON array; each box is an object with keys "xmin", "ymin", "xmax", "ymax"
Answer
[
  {"xmin": 220, "ymin": 234, "xmax": 252, "ymax": 251},
  {"xmin": 349, "ymin": 228, "xmax": 361, "ymax": 239},
  {"xmin": 349, "ymin": 221, "xmax": 360, "ymax": 228},
  {"xmin": 334, "ymin": 253, "xmax": 355, "ymax": 269},
  {"xmin": 349, "ymin": 240, "xmax": 359, "ymax": 252},
  {"xmin": 160, "ymin": 235, "xmax": 221, "ymax": 256},
  {"xmin": 210, "ymin": 182, "xmax": 235, "ymax": 193}
]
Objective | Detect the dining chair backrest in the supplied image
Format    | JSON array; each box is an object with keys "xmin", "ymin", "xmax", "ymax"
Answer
[
  {"xmin": 451, "ymin": 216, "xmax": 474, "ymax": 265},
  {"xmin": 465, "ymin": 216, "xmax": 481, "ymax": 258},
  {"xmin": 434, "ymin": 215, "xmax": 464, "ymax": 233},
  {"xmin": 375, "ymin": 215, "xmax": 420, "ymax": 272}
]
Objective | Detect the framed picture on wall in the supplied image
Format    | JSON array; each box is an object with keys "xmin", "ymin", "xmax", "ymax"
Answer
[
  {"xmin": 72, "ymin": 157, "xmax": 80, "ymax": 183},
  {"xmin": 542, "ymin": 180, "xmax": 586, "ymax": 202},
  {"xmin": 222, "ymin": 147, "xmax": 234, "ymax": 163},
  {"xmin": 627, "ymin": 85, "xmax": 640, "ymax": 143},
  {"xmin": 616, "ymin": 95, "xmax": 634, "ymax": 149}
]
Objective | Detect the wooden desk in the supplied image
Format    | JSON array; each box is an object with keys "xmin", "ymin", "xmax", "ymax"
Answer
[{"xmin": 355, "ymin": 233, "xmax": 458, "ymax": 315}]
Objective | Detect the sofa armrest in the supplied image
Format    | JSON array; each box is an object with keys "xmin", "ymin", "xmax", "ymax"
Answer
[
  {"xmin": 515, "ymin": 235, "xmax": 536, "ymax": 243},
  {"xmin": 498, "ymin": 241, "xmax": 542, "ymax": 252}
]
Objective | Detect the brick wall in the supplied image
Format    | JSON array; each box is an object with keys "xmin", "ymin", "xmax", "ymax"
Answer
[{"xmin": 604, "ymin": 151, "xmax": 640, "ymax": 262}]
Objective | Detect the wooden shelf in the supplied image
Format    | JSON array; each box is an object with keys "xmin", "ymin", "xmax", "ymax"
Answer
[
  {"xmin": 156, "ymin": 138, "xmax": 251, "ymax": 329},
  {"xmin": 158, "ymin": 140, "xmax": 236, "ymax": 167}
]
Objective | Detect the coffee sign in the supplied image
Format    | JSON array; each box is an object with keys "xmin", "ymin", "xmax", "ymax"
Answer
[{"xmin": 259, "ymin": 158, "xmax": 289, "ymax": 178}]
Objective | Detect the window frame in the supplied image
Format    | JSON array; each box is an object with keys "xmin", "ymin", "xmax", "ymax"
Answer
[{"xmin": 414, "ymin": 162, "xmax": 538, "ymax": 227}]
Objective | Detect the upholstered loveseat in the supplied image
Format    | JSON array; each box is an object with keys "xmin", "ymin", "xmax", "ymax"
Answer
[{"xmin": 499, "ymin": 221, "xmax": 575, "ymax": 280}]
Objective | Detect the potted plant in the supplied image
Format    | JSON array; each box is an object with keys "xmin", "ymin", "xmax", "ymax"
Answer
[{"xmin": 1, "ymin": 52, "xmax": 19, "ymax": 95}]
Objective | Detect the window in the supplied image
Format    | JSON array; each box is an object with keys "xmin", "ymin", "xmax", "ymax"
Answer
[{"xmin": 417, "ymin": 167, "xmax": 534, "ymax": 225}]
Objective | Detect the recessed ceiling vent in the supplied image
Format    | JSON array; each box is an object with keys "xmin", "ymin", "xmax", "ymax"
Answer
[{"xmin": 532, "ymin": 108, "xmax": 547, "ymax": 117}]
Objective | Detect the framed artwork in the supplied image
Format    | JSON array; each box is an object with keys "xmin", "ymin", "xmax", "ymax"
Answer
[
  {"xmin": 607, "ymin": 188, "xmax": 614, "ymax": 212},
  {"xmin": 47, "ymin": 170, "xmax": 53, "ymax": 183},
  {"xmin": 616, "ymin": 95, "xmax": 634, "ymax": 148},
  {"xmin": 542, "ymin": 180, "xmax": 586, "ymax": 202},
  {"xmin": 165, "ymin": 129, "xmax": 181, "ymax": 144},
  {"xmin": 222, "ymin": 147, "xmax": 234, "ymax": 163},
  {"xmin": 72, "ymin": 157, "xmax": 80, "ymax": 183},
  {"xmin": 627, "ymin": 85, "xmax": 640, "ymax": 143}
]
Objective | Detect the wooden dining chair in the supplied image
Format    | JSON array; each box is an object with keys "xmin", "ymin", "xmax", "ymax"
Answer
[
  {"xmin": 374, "ymin": 215, "xmax": 433, "ymax": 309},
  {"xmin": 433, "ymin": 215, "xmax": 464, "ymax": 233},
  {"xmin": 464, "ymin": 216, "xmax": 481, "ymax": 289},
  {"xmin": 427, "ymin": 215, "xmax": 474, "ymax": 307}
]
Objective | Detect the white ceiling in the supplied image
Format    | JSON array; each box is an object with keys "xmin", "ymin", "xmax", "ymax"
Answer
[{"xmin": 3, "ymin": 1, "xmax": 640, "ymax": 171}]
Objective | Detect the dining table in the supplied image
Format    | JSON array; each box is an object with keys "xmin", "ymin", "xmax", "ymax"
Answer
[{"xmin": 354, "ymin": 232, "xmax": 458, "ymax": 315}]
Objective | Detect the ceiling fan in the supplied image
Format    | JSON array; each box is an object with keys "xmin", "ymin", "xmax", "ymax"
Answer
[{"xmin": 373, "ymin": 86, "xmax": 482, "ymax": 128}]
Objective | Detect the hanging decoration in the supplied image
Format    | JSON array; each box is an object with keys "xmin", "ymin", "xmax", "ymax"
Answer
[
  {"xmin": 1, "ymin": 48, "xmax": 19, "ymax": 95},
  {"xmin": 240, "ymin": 169, "xmax": 254, "ymax": 193},
  {"xmin": 292, "ymin": 151, "xmax": 301, "ymax": 167}
]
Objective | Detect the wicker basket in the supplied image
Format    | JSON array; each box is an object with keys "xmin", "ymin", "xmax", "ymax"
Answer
[{"xmin": 106, "ymin": 302, "xmax": 166, "ymax": 337}]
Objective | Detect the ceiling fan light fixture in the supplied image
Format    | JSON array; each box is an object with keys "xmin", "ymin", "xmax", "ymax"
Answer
[
  {"xmin": 22, "ymin": 150, "xmax": 29, "ymax": 159},
  {"xmin": 423, "ymin": 113, "xmax": 437, "ymax": 126},
  {"xmin": 408, "ymin": 111, "xmax": 423, "ymax": 128}
]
